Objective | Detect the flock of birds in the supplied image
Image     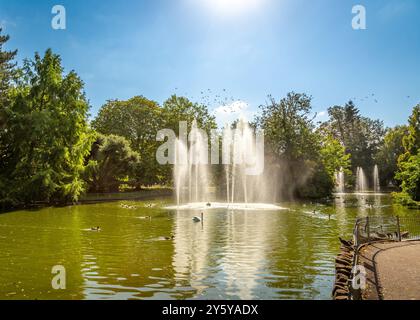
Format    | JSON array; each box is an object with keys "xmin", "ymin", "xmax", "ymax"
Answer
[
  {"xmin": 173, "ymin": 87, "xmax": 416, "ymax": 116},
  {"xmin": 174, "ymin": 88, "xmax": 243, "ymax": 114},
  {"xmin": 350, "ymin": 93, "xmax": 413, "ymax": 104}
]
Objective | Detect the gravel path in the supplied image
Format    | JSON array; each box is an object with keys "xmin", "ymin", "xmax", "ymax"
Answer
[{"xmin": 359, "ymin": 241, "xmax": 420, "ymax": 300}]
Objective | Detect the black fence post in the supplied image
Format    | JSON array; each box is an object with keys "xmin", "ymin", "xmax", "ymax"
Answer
[
  {"xmin": 366, "ymin": 217, "xmax": 370, "ymax": 242},
  {"xmin": 396, "ymin": 216, "xmax": 402, "ymax": 242}
]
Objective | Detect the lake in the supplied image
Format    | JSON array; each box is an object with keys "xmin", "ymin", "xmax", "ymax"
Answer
[{"xmin": 0, "ymin": 193, "xmax": 418, "ymax": 300}]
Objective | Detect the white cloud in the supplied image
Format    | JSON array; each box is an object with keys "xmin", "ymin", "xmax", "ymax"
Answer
[
  {"xmin": 213, "ymin": 100, "xmax": 254, "ymax": 126},
  {"xmin": 314, "ymin": 110, "xmax": 328, "ymax": 121}
]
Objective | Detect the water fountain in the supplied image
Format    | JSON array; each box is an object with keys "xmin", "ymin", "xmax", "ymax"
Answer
[
  {"xmin": 170, "ymin": 119, "xmax": 284, "ymax": 211},
  {"xmin": 335, "ymin": 168, "xmax": 345, "ymax": 193},
  {"xmin": 356, "ymin": 167, "xmax": 368, "ymax": 192},
  {"xmin": 174, "ymin": 120, "xmax": 210, "ymax": 205},
  {"xmin": 373, "ymin": 164, "xmax": 380, "ymax": 193}
]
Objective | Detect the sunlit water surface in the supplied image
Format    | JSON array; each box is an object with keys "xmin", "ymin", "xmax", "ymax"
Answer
[{"xmin": 0, "ymin": 193, "xmax": 418, "ymax": 300}]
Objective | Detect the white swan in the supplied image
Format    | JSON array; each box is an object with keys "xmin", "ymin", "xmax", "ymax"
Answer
[{"xmin": 192, "ymin": 212, "xmax": 204, "ymax": 223}]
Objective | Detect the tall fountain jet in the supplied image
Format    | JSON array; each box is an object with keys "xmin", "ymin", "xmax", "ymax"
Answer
[
  {"xmin": 356, "ymin": 167, "xmax": 368, "ymax": 192},
  {"xmin": 222, "ymin": 120, "xmax": 265, "ymax": 204},
  {"xmin": 373, "ymin": 164, "xmax": 380, "ymax": 193},
  {"xmin": 174, "ymin": 120, "xmax": 210, "ymax": 205},
  {"xmin": 335, "ymin": 168, "xmax": 345, "ymax": 193},
  {"xmin": 173, "ymin": 119, "xmax": 270, "ymax": 206}
]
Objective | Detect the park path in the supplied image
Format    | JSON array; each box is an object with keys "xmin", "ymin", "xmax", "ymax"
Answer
[{"xmin": 359, "ymin": 241, "xmax": 420, "ymax": 300}]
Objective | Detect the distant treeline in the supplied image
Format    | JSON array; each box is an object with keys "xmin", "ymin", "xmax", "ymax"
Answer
[{"xmin": 0, "ymin": 30, "xmax": 419, "ymax": 210}]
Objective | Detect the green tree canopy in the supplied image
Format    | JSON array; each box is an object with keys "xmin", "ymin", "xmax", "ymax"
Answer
[
  {"xmin": 375, "ymin": 125, "xmax": 408, "ymax": 186},
  {"xmin": 257, "ymin": 93, "xmax": 319, "ymax": 161},
  {"xmin": 160, "ymin": 95, "xmax": 217, "ymax": 184},
  {"xmin": 395, "ymin": 151, "xmax": 420, "ymax": 203},
  {"xmin": 395, "ymin": 105, "xmax": 420, "ymax": 204},
  {"xmin": 321, "ymin": 101, "xmax": 386, "ymax": 171},
  {"xmin": 401, "ymin": 104, "xmax": 420, "ymax": 158},
  {"xmin": 0, "ymin": 29, "xmax": 17, "ymax": 165},
  {"xmin": 0, "ymin": 28, "xmax": 17, "ymax": 105},
  {"xmin": 86, "ymin": 134, "xmax": 141, "ymax": 193},
  {"xmin": 319, "ymin": 130, "xmax": 351, "ymax": 180},
  {"xmin": 1, "ymin": 49, "xmax": 93, "ymax": 206},
  {"xmin": 92, "ymin": 96, "xmax": 163, "ymax": 186},
  {"xmin": 257, "ymin": 92, "xmax": 334, "ymax": 199},
  {"xmin": 162, "ymin": 95, "xmax": 217, "ymax": 134}
]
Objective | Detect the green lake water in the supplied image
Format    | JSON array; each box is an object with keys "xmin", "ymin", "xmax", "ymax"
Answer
[{"xmin": 0, "ymin": 193, "xmax": 418, "ymax": 300}]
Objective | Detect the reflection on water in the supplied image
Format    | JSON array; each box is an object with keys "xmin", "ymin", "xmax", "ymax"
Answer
[{"xmin": 0, "ymin": 194, "xmax": 418, "ymax": 300}]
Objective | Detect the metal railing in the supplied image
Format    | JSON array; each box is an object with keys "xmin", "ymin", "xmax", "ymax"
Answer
[
  {"xmin": 354, "ymin": 216, "xmax": 420, "ymax": 248},
  {"xmin": 350, "ymin": 215, "xmax": 420, "ymax": 300}
]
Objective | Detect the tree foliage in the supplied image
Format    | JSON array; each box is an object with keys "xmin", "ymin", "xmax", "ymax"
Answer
[
  {"xmin": 319, "ymin": 131, "xmax": 351, "ymax": 180},
  {"xmin": 257, "ymin": 93, "xmax": 335, "ymax": 199},
  {"xmin": 322, "ymin": 102, "xmax": 385, "ymax": 168},
  {"xmin": 320, "ymin": 101, "xmax": 386, "ymax": 187},
  {"xmin": 161, "ymin": 95, "xmax": 217, "ymax": 135},
  {"xmin": 92, "ymin": 96, "xmax": 163, "ymax": 186},
  {"xmin": 375, "ymin": 126, "xmax": 408, "ymax": 186},
  {"xmin": 86, "ymin": 134, "xmax": 141, "ymax": 192},
  {"xmin": 1, "ymin": 49, "xmax": 93, "ymax": 207},
  {"xmin": 0, "ymin": 29, "xmax": 17, "ymax": 169},
  {"xmin": 258, "ymin": 93, "xmax": 318, "ymax": 160},
  {"xmin": 395, "ymin": 105, "xmax": 420, "ymax": 204},
  {"xmin": 0, "ymin": 28, "xmax": 17, "ymax": 105}
]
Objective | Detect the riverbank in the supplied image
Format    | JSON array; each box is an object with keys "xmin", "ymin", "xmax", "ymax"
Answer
[
  {"xmin": 0, "ymin": 187, "xmax": 173, "ymax": 213},
  {"xmin": 80, "ymin": 188, "xmax": 173, "ymax": 203}
]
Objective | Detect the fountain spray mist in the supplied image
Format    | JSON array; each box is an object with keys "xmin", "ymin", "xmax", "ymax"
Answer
[
  {"xmin": 356, "ymin": 167, "xmax": 368, "ymax": 192},
  {"xmin": 373, "ymin": 165, "xmax": 380, "ymax": 193},
  {"xmin": 335, "ymin": 168, "xmax": 345, "ymax": 193},
  {"xmin": 173, "ymin": 119, "xmax": 272, "ymax": 206}
]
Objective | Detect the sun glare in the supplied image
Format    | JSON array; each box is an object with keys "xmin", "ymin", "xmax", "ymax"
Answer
[{"xmin": 200, "ymin": 0, "xmax": 266, "ymax": 18}]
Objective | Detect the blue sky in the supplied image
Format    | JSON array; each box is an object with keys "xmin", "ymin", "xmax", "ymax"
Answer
[{"xmin": 0, "ymin": 0, "xmax": 419, "ymax": 127}]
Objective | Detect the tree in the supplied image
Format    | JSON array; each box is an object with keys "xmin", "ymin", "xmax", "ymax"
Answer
[
  {"xmin": 0, "ymin": 29, "xmax": 18, "ymax": 207},
  {"xmin": 0, "ymin": 28, "xmax": 17, "ymax": 105},
  {"xmin": 160, "ymin": 95, "xmax": 217, "ymax": 184},
  {"xmin": 1, "ymin": 49, "xmax": 93, "ymax": 207},
  {"xmin": 319, "ymin": 131, "xmax": 351, "ymax": 181},
  {"xmin": 395, "ymin": 151, "xmax": 420, "ymax": 204},
  {"xmin": 162, "ymin": 95, "xmax": 217, "ymax": 135},
  {"xmin": 92, "ymin": 96, "xmax": 163, "ymax": 186},
  {"xmin": 321, "ymin": 101, "xmax": 386, "ymax": 185},
  {"xmin": 401, "ymin": 104, "xmax": 420, "ymax": 159},
  {"xmin": 257, "ymin": 92, "xmax": 333, "ymax": 199},
  {"xmin": 375, "ymin": 126, "xmax": 407, "ymax": 186},
  {"xmin": 86, "ymin": 134, "xmax": 141, "ymax": 193},
  {"xmin": 395, "ymin": 105, "xmax": 420, "ymax": 204},
  {"xmin": 258, "ymin": 93, "xmax": 319, "ymax": 160},
  {"xmin": 93, "ymin": 95, "xmax": 217, "ymax": 187}
]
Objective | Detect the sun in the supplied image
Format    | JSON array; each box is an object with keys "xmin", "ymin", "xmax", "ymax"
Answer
[{"xmin": 200, "ymin": 0, "xmax": 266, "ymax": 18}]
